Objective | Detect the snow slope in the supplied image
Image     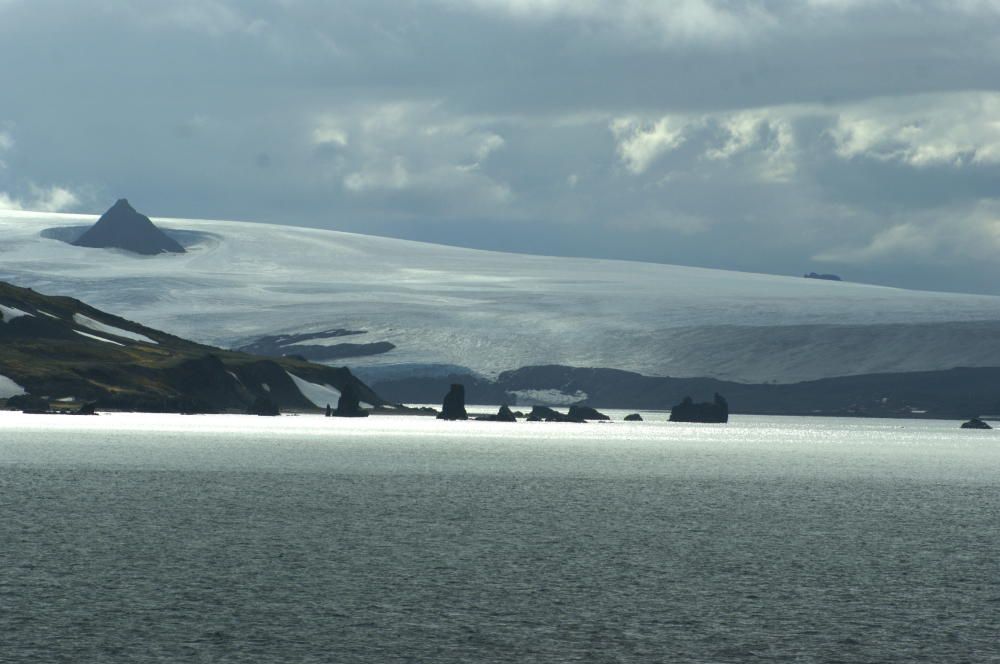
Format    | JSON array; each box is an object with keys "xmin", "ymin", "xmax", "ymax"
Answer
[{"xmin": 3, "ymin": 209, "xmax": 1000, "ymax": 383}]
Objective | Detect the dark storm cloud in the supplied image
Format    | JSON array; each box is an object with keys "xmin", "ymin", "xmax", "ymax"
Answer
[{"xmin": 2, "ymin": 0, "xmax": 1000, "ymax": 293}]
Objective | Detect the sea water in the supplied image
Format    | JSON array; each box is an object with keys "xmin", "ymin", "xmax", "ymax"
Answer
[{"xmin": 1, "ymin": 410, "xmax": 999, "ymax": 663}]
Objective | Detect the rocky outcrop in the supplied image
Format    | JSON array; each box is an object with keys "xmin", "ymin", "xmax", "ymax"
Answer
[
  {"xmin": 804, "ymin": 272, "xmax": 842, "ymax": 281},
  {"xmin": 476, "ymin": 404, "xmax": 517, "ymax": 422},
  {"xmin": 526, "ymin": 406, "xmax": 585, "ymax": 423},
  {"xmin": 437, "ymin": 384, "xmax": 468, "ymax": 420},
  {"xmin": 669, "ymin": 393, "xmax": 729, "ymax": 423},
  {"xmin": 75, "ymin": 402, "xmax": 98, "ymax": 416},
  {"xmin": 567, "ymin": 405, "xmax": 610, "ymax": 421},
  {"xmin": 960, "ymin": 418, "xmax": 991, "ymax": 429},
  {"xmin": 249, "ymin": 395, "xmax": 280, "ymax": 416},
  {"xmin": 73, "ymin": 199, "xmax": 185, "ymax": 255},
  {"xmin": 333, "ymin": 383, "xmax": 369, "ymax": 417},
  {"xmin": 624, "ymin": 413, "xmax": 643, "ymax": 421},
  {"xmin": 6, "ymin": 394, "xmax": 49, "ymax": 414}
]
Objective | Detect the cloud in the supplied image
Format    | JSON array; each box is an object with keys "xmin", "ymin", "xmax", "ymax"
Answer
[
  {"xmin": 610, "ymin": 116, "xmax": 690, "ymax": 174},
  {"xmin": 829, "ymin": 92, "xmax": 1000, "ymax": 167},
  {"xmin": 814, "ymin": 201, "xmax": 1000, "ymax": 268},
  {"xmin": 113, "ymin": 0, "xmax": 267, "ymax": 37},
  {"xmin": 609, "ymin": 107, "xmax": 798, "ymax": 181},
  {"xmin": 311, "ymin": 102, "xmax": 511, "ymax": 211},
  {"xmin": 0, "ymin": 184, "xmax": 79, "ymax": 212},
  {"xmin": 4, "ymin": 0, "xmax": 1000, "ymax": 293},
  {"xmin": 0, "ymin": 129, "xmax": 80, "ymax": 212},
  {"xmin": 441, "ymin": 0, "xmax": 773, "ymax": 44}
]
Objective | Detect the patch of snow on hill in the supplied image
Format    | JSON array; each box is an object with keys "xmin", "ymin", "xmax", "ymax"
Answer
[
  {"xmin": 287, "ymin": 372, "xmax": 341, "ymax": 408},
  {"xmin": 74, "ymin": 330, "xmax": 125, "ymax": 346},
  {"xmin": 0, "ymin": 373, "xmax": 26, "ymax": 398},
  {"xmin": 1, "ymin": 305, "xmax": 34, "ymax": 323},
  {"xmin": 73, "ymin": 314, "xmax": 158, "ymax": 344}
]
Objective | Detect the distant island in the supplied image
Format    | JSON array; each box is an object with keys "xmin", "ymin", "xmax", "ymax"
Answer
[
  {"xmin": 804, "ymin": 272, "xmax": 842, "ymax": 281},
  {"xmin": 669, "ymin": 394, "xmax": 729, "ymax": 423}
]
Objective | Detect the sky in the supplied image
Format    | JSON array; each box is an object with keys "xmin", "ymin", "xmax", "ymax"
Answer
[{"xmin": 2, "ymin": 1, "xmax": 1000, "ymax": 294}]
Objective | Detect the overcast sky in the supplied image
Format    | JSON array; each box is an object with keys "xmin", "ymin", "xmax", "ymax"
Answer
[{"xmin": 2, "ymin": 1, "xmax": 1000, "ymax": 293}]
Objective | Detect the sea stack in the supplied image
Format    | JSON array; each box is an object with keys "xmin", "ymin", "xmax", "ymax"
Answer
[
  {"xmin": 437, "ymin": 384, "xmax": 468, "ymax": 420},
  {"xmin": 73, "ymin": 199, "xmax": 185, "ymax": 255},
  {"xmin": 333, "ymin": 383, "xmax": 369, "ymax": 417}
]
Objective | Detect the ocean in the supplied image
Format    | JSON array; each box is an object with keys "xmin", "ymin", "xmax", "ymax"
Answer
[{"xmin": 2, "ymin": 411, "xmax": 998, "ymax": 662}]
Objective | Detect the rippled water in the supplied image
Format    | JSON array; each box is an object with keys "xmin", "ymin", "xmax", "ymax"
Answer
[{"xmin": 2, "ymin": 411, "xmax": 999, "ymax": 662}]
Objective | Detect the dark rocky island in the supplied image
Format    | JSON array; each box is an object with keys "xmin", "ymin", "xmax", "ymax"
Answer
[
  {"xmin": 624, "ymin": 413, "xmax": 643, "ymax": 421},
  {"xmin": 669, "ymin": 393, "xmax": 729, "ymax": 423},
  {"xmin": 475, "ymin": 404, "xmax": 517, "ymax": 422},
  {"xmin": 804, "ymin": 272, "xmax": 842, "ymax": 281},
  {"xmin": 960, "ymin": 418, "xmax": 991, "ymax": 429},
  {"xmin": 437, "ymin": 384, "xmax": 469, "ymax": 420},
  {"xmin": 567, "ymin": 405, "xmax": 610, "ymax": 421},
  {"xmin": 72, "ymin": 199, "xmax": 186, "ymax": 255},
  {"xmin": 526, "ymin": 406, "xmax": 585, "ymax": 423}
]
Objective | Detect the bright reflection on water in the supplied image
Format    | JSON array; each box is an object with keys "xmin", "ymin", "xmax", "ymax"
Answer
[{"xmin": 2, "ymin": 411, "xmax": 999, "ymax": 662}]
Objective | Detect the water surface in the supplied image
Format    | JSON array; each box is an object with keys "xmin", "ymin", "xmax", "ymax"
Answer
[{"xmin": 2, "ymin": 412, "xmax": 998, "ymax": 662}]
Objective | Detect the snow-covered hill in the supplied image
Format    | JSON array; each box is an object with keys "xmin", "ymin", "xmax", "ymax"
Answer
[{"xmin": 4, "ymin": 209, "xmax": 1000, "ymax": 383}]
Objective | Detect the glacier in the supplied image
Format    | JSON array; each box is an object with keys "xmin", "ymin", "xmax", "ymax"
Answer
[{"xmin": 3, "ymin": 209, "xmax": 1000, "ymax": 384}]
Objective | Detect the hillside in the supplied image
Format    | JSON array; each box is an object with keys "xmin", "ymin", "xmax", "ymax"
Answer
[
  {"xmin": 4, "ymin": 209, "xmax": 1000, "ymax": 385},
  {"xmin": 0, "ymin": 281, "xmax": 383, "ymax": 413}
]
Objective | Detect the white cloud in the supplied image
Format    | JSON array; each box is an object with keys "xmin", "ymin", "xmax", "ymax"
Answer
[
  {"xmin": 117, "ymin": 1, "xmax": 266, "ymax": 37},
  {"xmin": 610, "ymin": 107, "xmax": 798, "ymax": 181},
  {"xmin": 0, "ymin": 184, "xmax": 79, "ymax": 212},
  {"xmin": 610, "ymin": 92, "xmax": 1000, "ymax": 185},
  {"xmin": 829, "ymin": 92, "xmax": 1000, "ymax": 167},
  {"xmin": 610, "ymin": 116, "xmax": 691, "ymax": 174},
  {"xmin": 705, "ymin": 111, "xmax": 797, "ymax": 182},
  {"xmin": 443, "ymin": 0, "xmax": 772, "ymax": 44},
  {"xmin": 0, "ymin": 129, "xmax": 78, "ymax": 211},
  {"xmin": 312, "ymin": 101, "xmax": 511, "ymax": 208},
  {"xmin": 815, "ymin": 201, "xmax": 1000, "ymax": 264}
]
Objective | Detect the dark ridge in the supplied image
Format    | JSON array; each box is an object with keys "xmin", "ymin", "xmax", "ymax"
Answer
[{"xmin": 72, "ymin": 199, "xmax": 186, "ymax": 255}]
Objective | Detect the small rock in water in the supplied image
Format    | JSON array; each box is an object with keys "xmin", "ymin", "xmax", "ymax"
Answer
[
  {"xmin": 567, "ymin": 405, "xmax": 611, "ymax": 421},
  {"xmin": 475, "ymin": 405, "xmax": 517, "ymax": 422},
  {"xmin": 960, "ymin": 418, "xmax": 991, "ymax": 429},
  {"xmin": 624, "ymin": 413, "xmax": 643, "ymax": 421}
]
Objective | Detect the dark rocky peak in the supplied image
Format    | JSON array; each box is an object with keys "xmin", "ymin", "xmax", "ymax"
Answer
[{"xmin": 73, "ymin": 199, "xmax": 186, "ymax": 255}]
